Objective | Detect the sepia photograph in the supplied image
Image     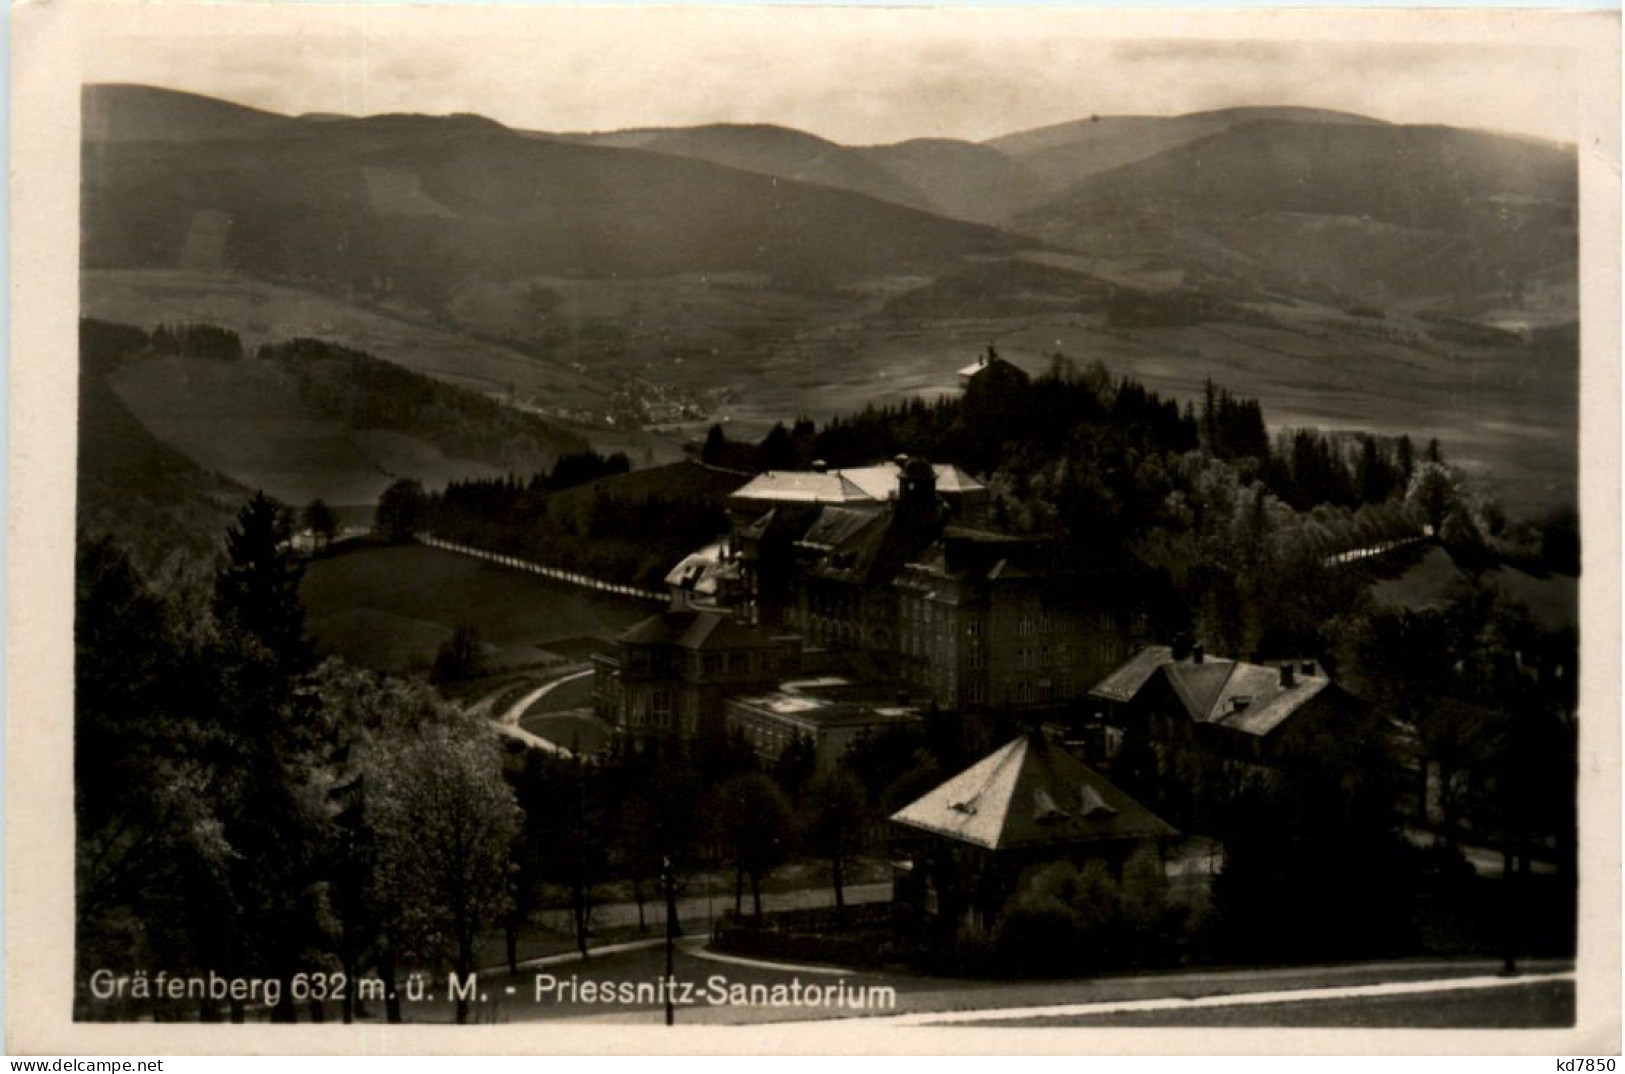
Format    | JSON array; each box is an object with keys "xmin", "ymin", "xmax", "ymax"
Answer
[{"xmin": 7, "ymin": 0, "xmax": 1620, "ymax": 1055}]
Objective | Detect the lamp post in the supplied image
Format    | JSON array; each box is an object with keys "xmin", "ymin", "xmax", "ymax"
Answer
[{"xmin": 661, "ymin": 855, "xmax": 677, "ymax": 1026}]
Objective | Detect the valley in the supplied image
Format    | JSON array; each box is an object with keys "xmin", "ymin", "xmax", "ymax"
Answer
[
  {"xmin": 86, "ymin": 262, "xmax": 1578, "ymax": 517},
  {"xmin": 79, "ymin": 84, "xmax": 1582, "ymax": 523}
]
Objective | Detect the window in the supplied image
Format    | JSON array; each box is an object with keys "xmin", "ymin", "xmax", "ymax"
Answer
[
  {"xmin": 1017, "ymin": 647, "xmax": 1032, "ymax": 670},
  {"xmin": 967, "ymin": 616, "xmax": 981, "ymax": 637},
  {"xmin": 1018, "ymin": 614, "xmax": 1034, "ymax": 637},
  {"xmin": 703, "ymin": 653, "xmax": 723, "ymax": 675}
]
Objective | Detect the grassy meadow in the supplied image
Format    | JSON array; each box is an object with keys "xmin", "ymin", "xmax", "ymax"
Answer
[
  {"xmin": 300, "ymin": 543, "xmax": 654, "ymax": 674},
  {"xmin": 109, "ymin": 353, "xmax": 509, "ymax": 508}
]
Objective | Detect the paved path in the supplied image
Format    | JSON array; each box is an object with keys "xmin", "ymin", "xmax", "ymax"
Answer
[{"xmin": 475, "ymin": 668, "xmax": 596, "ymax": 756}]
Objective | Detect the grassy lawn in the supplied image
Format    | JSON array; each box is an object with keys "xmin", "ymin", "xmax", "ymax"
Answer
[
  {"xmin": 517, "ymin": 712, "xmax": 611, "ymax": 754},
  {"xmin": 1370, "ymin": 545, "xmax": 1578, "ymax": 631},
  {"xmin": 521, "ymin": 672, "xmax": 596, "ymax": 716},
  {"xmin": 301, "ymin": 544, "xmax": 652, "ymax": 673}
]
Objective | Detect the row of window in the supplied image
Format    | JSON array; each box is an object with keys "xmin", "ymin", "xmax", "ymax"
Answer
[{"xmin": 697, "ymin": 649, "xmax": 792, "ymax": 677}]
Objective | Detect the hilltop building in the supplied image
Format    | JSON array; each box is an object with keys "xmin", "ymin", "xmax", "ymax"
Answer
[{"xmin": 956, "ymin": 344, "xmax": 1030, "ymax": 394}]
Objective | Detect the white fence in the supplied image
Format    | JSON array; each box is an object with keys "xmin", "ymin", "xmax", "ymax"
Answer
[
  {"xmin": 418, "ymin": 533, "xmax": 667, "ymax": 602},
  {"xmin": 1321, "ymin": 534, "xmax": 1427, "ymax": 569}
]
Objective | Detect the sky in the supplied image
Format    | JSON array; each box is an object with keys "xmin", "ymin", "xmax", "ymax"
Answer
[{"xmin": 75, "ymin": 4, "xmax": 1601, "ymax": 144}]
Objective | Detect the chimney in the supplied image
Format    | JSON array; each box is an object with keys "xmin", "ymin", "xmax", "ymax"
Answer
[
  {"xmin": 811, "ymin": 459, "xmax": 827, "ymax": 473},
  {"xmin": 1192, "ymin": 643, "xmax": 1204, "ymax": 665},
  {"xmin": 1280, "ymin": 662, "xmax": 1296, "ymax": 688},
  {"xmin": 1301, "ymin": 660, "xmax": 1316, "ymax": 677},
  {"xmin": 894, "ymin": 453, "xmax": 910, "ymax": 467},
  {"xmin": 1171, "ymin": 634, "xmax": 1191, "ymax": 661}
]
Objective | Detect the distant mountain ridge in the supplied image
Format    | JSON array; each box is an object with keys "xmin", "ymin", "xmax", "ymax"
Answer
[
  {"xmin": 82, "ymin": 86, "xmax": 1029, "ymax": 299},
  {"xmin": 551, "ymin": 123, "xmax": 934, "ymax": 210},
  {"xmin": 1014, "ymin": 118, "xmax": 1577, "ymax": 309},
  {"xmin": 984, "ymin": 106, "xmax": 1382, "ymax": 184}
]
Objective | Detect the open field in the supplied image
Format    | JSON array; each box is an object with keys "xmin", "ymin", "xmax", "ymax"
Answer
[
  {"xmin": 109, "ymin": 353, "xmax": 509, "ymax": 506},
  {"xmin": 301, "ymin": 544, "xmax": 651, "ymax": 673},
  {"xmin": 83, "ymin": 269, "xmax": 607, "ymax": 408},
  {"xmin": 1370, "ymin": 546, "xmax": 1579, "ymax": 631}
]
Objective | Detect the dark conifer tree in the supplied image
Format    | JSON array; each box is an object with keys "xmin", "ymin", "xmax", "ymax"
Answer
[{"xmin": 214, "ymin": 492, "xmax": 312, "ymax": 674}]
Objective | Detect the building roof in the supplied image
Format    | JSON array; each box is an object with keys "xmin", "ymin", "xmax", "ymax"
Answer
[
  {"xmin": 797, "ymin": 506, "xmax": 882, "ymax": 552},
  {"xmin": 1088, "ymin": 645, "xmax": 1175, "ymax": 703},
  {"xmin": 728, "ymin": 689, "xmax": 923, "ymax": 731},
  {"xmin": 617, "ymin": 609, "xmax": 788, "ymax": 651},
  {"xmin": 890, "ymin": 734, "xmax": 1177, "ymax": 851},
  {"xmin": 732, "ymin": 462, "xmax": 983, "ymax": 507},
  {"xmin": 932, "ymin": 467, "xmax": 986, "ymax": 494},
  {"xmin": 1181, "ymin": 660, "xmax": 1330, "ymax": 737},
  {"xmin": 738, "ymin": 509, "xmax": 779, "ymax": 541},
  {"xmin": 901, "ymin": 529, "xmax": 1062, "ymax": 588},
  {"xmin": 731, "ymin": 471, "xmax": 874, "ymax": 505},
  {"xmin": 840, "ymin": 462, "xmax": 984, "ymax": 501},
  {"xmin": 664, "ymin": 542, "xmax": 741, "ymax": 597},
  {"xmin": 1089, "ymin": 648, "xmax": 1331, "ymax": 738}
]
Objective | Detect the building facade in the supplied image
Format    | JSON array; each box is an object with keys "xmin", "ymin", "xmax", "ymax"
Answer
[
  {"xmin": 895, "ymin": 530, "xmax": 1156, "ymax": 713},
  {"xmin": 592, "ymin": 609, "xmax": 803, "ymax": 740},
  {"xmin": 725, "ymin": 678, "xmax": 923, "ymax": 774}
]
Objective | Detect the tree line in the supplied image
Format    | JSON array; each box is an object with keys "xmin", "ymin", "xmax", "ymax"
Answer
[{"xmin": 370, "ymin": 452, "xmax": 732, "ymax": 589}]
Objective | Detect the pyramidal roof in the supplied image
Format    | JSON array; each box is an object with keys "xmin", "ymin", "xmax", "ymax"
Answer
[{"xmin": 890, "ymin": 735, "xmax": 1177, "ymax": 851}]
